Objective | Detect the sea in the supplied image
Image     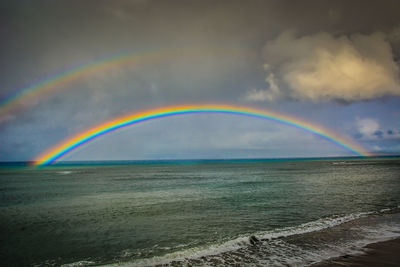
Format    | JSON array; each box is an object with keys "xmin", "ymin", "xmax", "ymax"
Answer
[{"xmin": 1, "ymin": 157, "xmax": 400, "ymax": 267}]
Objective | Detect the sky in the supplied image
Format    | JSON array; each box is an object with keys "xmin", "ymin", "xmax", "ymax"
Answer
[{"xmin": 1, "ymin": 0, "xmax": 400, "ymax": 162}]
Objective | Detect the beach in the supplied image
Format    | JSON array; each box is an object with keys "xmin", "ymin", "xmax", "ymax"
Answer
[{"xmin": 314, "ymin": 237, "xmax": 400, "ymax": 266}]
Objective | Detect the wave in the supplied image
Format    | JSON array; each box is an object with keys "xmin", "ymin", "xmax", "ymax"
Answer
[
  {"xmin": 93, "ymin": 207, "xmax": 400, "ymax": 267},
  {"xmin": 61, "ymin": 260, "xmax": 96, "ymax": 267},
  {"xmin": 57, "ymin": 170, "xmax": 73, "ymax": 175}
]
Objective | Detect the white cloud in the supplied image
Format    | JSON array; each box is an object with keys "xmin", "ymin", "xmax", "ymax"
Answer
[
  {"xmin": 248, "ymin": 31, "xmax": 400, "ymax": 102},
  {"xmin": 355, "ymin": 117, "xmax": 400, "ymax": 141},
  {"xmin": 356, "ymin": 118, "xmax": 380, "ymax": 139},
  {"xmin": 245, "ymin": 73, "xmax": 281, "ymax": 101}
]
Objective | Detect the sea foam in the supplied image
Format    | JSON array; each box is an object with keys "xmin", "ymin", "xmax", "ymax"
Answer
[{"xmin": 98, "ymin": 208, "xmax": 400, "ymax": 267}]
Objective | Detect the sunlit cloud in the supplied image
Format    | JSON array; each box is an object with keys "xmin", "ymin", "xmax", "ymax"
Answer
[{"xmin": 247, "ymin": 31, "xmax": 400, "ymax": 102}]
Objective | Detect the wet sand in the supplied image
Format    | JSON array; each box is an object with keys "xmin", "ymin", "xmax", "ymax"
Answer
[{"xmin": 313, "ymin": 237, "xmax": 400, "ymax": 266}]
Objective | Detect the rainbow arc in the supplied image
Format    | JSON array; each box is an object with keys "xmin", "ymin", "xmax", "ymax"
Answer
[{"xmin": 33, "ymin": 104, "xmax": 371, "ymax": 166}]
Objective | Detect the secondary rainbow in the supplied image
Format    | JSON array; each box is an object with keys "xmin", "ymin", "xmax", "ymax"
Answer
[
  {"xmin": 0, "ymin": 49, "xmax": 171, "ymax": 119},
  {"xmin": 0, "ymin": 46, "xmax": 243, "ymax": 120},
  {"xmin": 33, "ymin": 104, "xmax": 371, "ymax": 166}
]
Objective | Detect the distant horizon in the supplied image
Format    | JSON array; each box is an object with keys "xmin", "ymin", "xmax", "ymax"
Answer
[{"xmin": 1, "ymin": 154, "xmax": 399, "ymax": 166}]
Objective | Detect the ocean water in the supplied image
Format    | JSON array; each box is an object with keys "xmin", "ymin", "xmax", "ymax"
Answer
[{"xmin": 0, "ymin": 157, "xmax": 400, "ymax": 266}]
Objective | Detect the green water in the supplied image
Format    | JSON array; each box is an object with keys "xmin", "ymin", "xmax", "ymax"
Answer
[{"xmin": 1, "ymin": 158, "xmax": 400, "ymax": 266}]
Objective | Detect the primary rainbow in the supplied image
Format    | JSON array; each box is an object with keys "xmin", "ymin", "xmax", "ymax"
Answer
[{"xmin": 33, "ymin": 104, "xmax": 371, "ymax": 166}]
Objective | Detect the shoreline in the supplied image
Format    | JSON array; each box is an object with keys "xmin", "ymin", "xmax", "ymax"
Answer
[{"xmin": 313, "ymin": 237, "xmax": 400, "ymax": 266}]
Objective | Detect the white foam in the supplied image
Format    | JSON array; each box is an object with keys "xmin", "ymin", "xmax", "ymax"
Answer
[
  {"xmin": 97, "ymin": 211, "xmax": 382, "ymax": 267},
  {"xmin": 57, "ymin": 170, "xmax": 73, "ymax": 175},
  {"xmin": 61, "ymin": 260, "xmax": 95, "ymax": 267},
  {"xmin": 257, "ymin": 211, "xmax": 373, "ymax": 240},
  {"xmin": 306, "ymin": 224, "xmax": 400, "ymax": 266}
]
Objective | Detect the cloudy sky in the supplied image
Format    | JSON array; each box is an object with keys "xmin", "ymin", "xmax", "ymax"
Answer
[{"xmin": 1, "ymin": 0, "xmax": 400, "ymax": 162}]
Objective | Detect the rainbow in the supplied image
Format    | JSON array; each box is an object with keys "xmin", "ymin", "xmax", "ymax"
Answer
[
  {"xmin": 0, "ymin": 49, "xmax": 170, "ymax": 120},
  {"xmin": 33, "ymin": 104, "xmax": 371, "ymax": 166},
  {"xmin": 0, "ymin": 46, "xmax": 245, "ymax": 120}
]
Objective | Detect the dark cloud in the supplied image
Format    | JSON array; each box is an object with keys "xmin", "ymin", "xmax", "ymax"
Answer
[
  {"xmin": 354, "ymin": 133, "xmax": 363, "ymax": 139},
  {"xmin": 373, "ymin": 130, "xmax": 384, "ymax": 138}
]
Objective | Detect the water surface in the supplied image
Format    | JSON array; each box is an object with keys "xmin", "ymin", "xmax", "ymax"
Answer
[{"xmin": 1, "ymin": 157, "xmax": 399, "ymax": 266}]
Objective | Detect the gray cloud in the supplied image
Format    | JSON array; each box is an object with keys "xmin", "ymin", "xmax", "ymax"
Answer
[{"xmin": 246, "ymin": 31, "xmax": 400, "ymax": 102}]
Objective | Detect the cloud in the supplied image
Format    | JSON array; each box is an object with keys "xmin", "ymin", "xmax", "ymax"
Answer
[
  {"xmin": 356, "ymin": 117, "xmax": 400, "ymax": 140},
  {"xmin": 356, "ymin": 118, "xmax": 380, "ymax": 138},
  {"xmin": 373, "ymin": 130, "xmax": 384, "ymax": 138},
  {"xmin": 388, "ymin": 26, "xmax": 400, "ymax": 45},
  {"xmin": 248, "ymin": 31, "xmax": 400, "ymax": 102},
  {"xmin": 245, "ymin": 73, "xmax": 281, "ymax": 101}
]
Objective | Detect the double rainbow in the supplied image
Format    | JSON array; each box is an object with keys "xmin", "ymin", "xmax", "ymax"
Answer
[{"xmin": 33, "ymin": 104, "xmax": 371, "ymax": 166}]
